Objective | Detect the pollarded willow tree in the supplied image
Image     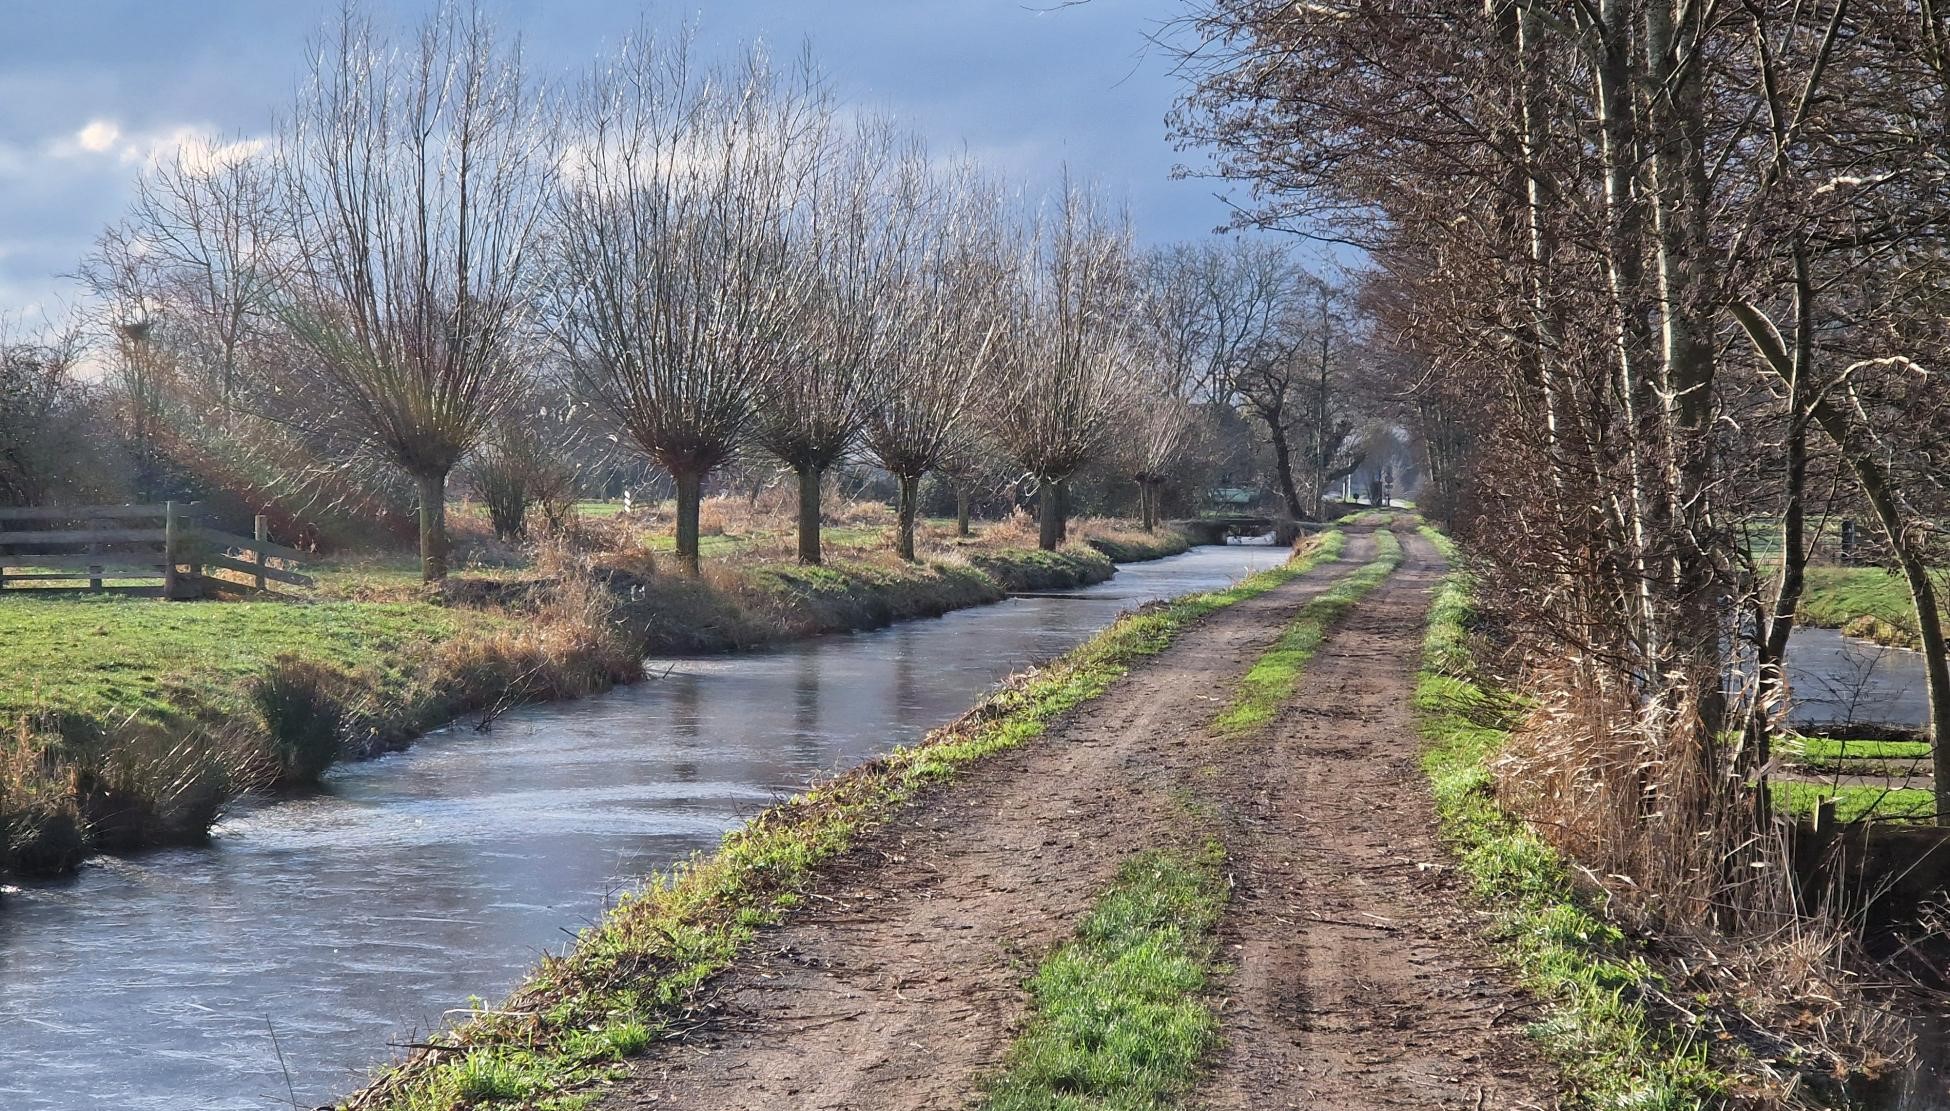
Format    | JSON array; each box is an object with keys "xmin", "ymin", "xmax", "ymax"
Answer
[
  {"xmin": 552, "ymin": 33, "xmax": 829, "ymax": 574},
  {"xmin": 992, "ymin": 177, "xmax": 1139, "ymax": 551},
  {"xmin": 861, "ymin": 158, "xmax": 1011, "ymax": 562},
  {"xmin": 267, "ymin": 6, "xmax": 554, "ymax": 582},
  {"xmin": 755, "ymin": 121, "xmax": 898, "ymax": 566}
]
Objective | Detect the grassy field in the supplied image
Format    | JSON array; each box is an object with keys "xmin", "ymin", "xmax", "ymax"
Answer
[
  {"xmin": 0, "ymin": 595, "xmax": 492, "ymax": 728},
  {"xmin": 1798, "ymin": 565, "xmax": 1936, "ymax": 648},
  {"xmin": 0, "ymin": 512, "xmax": 1196, "ymax": 876},
  {"xmin": 1770, "ymin": 782, "xmax": 1938, "ymax": 822}
]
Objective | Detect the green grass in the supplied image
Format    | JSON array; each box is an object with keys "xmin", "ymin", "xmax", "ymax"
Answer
[
  {"xmin": 1414, "ymin": 535, "xmax": 1725, "ymax": 1109},
  {"xmin": 0, "ymin": 595, "xmax": 494, "ymax": 729},
  {"xmin": 1769, "ymin": 782, "xmax": 1939, "ymax": 823},
  {"xmin": 1216, "ymin": 528, "xmax": 1396, "ymax": 734},
  {"xmin": 979, "ymin": 842, "xmax": 1228, "ymax": 1111},
  {"xmin": 1799, "ymin": 565, "xmax": 1937, "ymax": 648},
  {"xmin": 346, "ymin": 535, "xmax": 1330, "ymax": 1110},
  {"xmin": 1789, "ymin": 737, "xmax": 1931, "ymax": 761}
]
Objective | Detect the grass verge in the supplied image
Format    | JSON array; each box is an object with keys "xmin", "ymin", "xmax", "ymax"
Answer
[
  {"xmin": 1215, "ymin": 527, "xmax": 1395, "ymax": 734},
  {"xmin": 1413, "ymin": 525, "xmax": 1725, "ymax": 1109},
  {"xmin": 978, "ymin": 841, "xmax": 1228, "ymax": 1111},
  {"xmin": 341, "ymin": 532, "xmax": 1343, "ymax": 1111},
  {"xmin": 1769, "ymin": 782, "xmax": 1938, "ymax": 823},
  {"xmin": 1800, "ymin": 565, "xmax": 1936, "ymax": 650},
  {"xmin": 0, "ymin": 584, "xmax": 639, "ymax": 873}
]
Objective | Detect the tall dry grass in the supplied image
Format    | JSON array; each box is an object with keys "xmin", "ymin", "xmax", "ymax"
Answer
[{"xmin": 1493, "ymin": 654, "xmax": 1912, "ymax": 1090}]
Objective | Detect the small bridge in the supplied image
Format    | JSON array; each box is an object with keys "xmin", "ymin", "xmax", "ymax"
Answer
[{"xmin": 1172, "ymin": 515, "xmax": 1308, "ymax": 546}]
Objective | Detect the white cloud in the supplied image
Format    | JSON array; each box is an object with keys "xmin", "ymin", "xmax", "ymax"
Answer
[
  {"xmin": 49, "ymin": 118, "xmax": 264, "ymax": 171},
  {"xmin": 75, "ymin": 118, "xmax": 121, "ymax": 153}
]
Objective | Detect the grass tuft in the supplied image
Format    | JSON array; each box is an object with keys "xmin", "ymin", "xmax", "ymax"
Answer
[{"xmin": 979, "ymin": 841, "xmax": 1228, "ymax": 1111}]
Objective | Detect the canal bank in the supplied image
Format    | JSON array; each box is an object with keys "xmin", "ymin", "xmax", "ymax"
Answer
[{"xmin": 0, "ymin": 540, "xmax": 1276, "ymax": 1111}]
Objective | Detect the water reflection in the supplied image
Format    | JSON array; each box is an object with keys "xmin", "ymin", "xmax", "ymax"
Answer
[{"xmin": 0, "ymin": 543, "xmax": 1288, "ymax": 1111}]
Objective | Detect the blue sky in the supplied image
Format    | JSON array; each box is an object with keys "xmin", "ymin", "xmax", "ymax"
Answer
[{"xmin": 0, "ymin": 0, "xmax": 1258, "ymax": 323}]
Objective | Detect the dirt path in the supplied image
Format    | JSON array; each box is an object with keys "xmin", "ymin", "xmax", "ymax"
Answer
[
  {"xmin": 599, "ymin": 526, "xmax": 1557, "ymax": 1110},
  {"xmin": 1194, "ymin": 529, "xmax": 1556, "ymax": 1110}
]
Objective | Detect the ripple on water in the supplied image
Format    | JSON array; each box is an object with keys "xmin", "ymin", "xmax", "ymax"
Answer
[{"xmin": 0, "ymin": 544, "xmax": 1292, "ymax": 1111}]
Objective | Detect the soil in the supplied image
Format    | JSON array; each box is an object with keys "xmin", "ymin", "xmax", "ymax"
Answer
[{"xmin": 599, "ymin": 526, "xmax": 1559, "ymax": 1110}]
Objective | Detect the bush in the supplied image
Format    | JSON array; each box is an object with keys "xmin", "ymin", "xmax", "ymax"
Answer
[{"xmin": 252, "ymin": 655, "xmax": 347, "ymax": 785}]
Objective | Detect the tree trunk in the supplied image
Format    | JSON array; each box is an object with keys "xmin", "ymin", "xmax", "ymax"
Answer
[
  {"xmin": 1038, "ymin": 479, "xmax": 1063, "ymax": 551},
  {"xmin": 416, "ymin": 469, "xmax": 450, "ymax": 583},
  {"xmin": 674, "ymin": 469, "xmax": 703, "ymax": 575},
  {"xmin": 955, "ymin": 488, "xmax": 971, "ymax": 538},
  {"xmin": 1266, "ymin": 424, "xmax": 1306, "ymax": 519},
  {"xmin": 796, "ymin": 464, "xmax": 823, "ymax": 566},
  {"xmin": 1735, "ymin": 299, "xmax": 1950, "ymax": 823},
  {"xmin": 1137, "ymin": 475, "xmax": 1154, "ymax": 531},
  {"xmin": 1056, "ymin": 479, "xmax": 1070, "ymax": 544},
  {"xmin": 895, "ymin": 473, "xmax": 920, "ymax": 562}
]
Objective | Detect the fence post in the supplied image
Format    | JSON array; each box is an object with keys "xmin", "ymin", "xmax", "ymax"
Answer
[
  {"xmin": 164, "ymin": 501, "xmax": 179, "ymax": 600},
  {"xmin": 89, "ymin": 515, "xmax": 103, "ymax": 593},
  {"xmin": 253, "ymin": 514, "xmax": 269, "ymax": 592}
]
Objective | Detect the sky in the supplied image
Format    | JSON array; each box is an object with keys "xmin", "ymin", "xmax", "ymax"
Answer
[{"xmin": 0, "ymin": 0, "xmax": 1265, "ymax": 326}]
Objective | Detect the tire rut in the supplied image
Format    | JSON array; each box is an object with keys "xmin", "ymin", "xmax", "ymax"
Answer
[
  {"xmin": 1194, "ymin": 529, "xmax": 1559, "ymax": 1110},
  {"xmin": 599, "ymin": 533, "xmax": 1376, "ymax": 1111}
]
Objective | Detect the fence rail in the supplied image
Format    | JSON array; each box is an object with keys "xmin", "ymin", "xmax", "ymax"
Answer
[{"xmin": 0, "ymin": 502, "xmax": 311, "ymax": 598}]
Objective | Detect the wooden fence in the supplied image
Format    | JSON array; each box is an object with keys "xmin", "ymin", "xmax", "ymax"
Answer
[{"xmin": 0, "ymin": 502, "xmax": 312, "ymax": 599}]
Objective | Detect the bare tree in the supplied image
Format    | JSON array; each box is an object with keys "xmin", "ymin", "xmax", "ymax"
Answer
[
  {"xmin": 118, "ymin": 140, "xmax": 290, "ymax": 414},
  {"xmin": 264, "ymin": 5, "xmax": 555, "ymax": 581},
  {"xmin": 552, "ymin": 33, "xmax": 827, "ymax": 574},
  {"xmin": 1139, "ymin": 238, "xmax": 1306, "ymax": 519},
  {"xmin": 861, "ymin": 159, "xmax": 1009, "ymax": 561},
  {"xmin": 0, "ymin": 318, "xmax": 96, "ymax": 506},
  {"xmin": 992, "ymin": 176, "xmax": 1136, "ymax": 551},
  {"xmin": 756, "ymin": 121, "xmax": 899, "ymax": 566}
]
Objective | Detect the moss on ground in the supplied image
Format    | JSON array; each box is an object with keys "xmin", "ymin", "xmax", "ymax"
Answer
[{"xmin": 340, "ymin": 535, "xmax": 1332, "ymax": 1111}]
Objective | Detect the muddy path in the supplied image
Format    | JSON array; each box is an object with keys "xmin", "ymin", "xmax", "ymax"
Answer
[
  {"xmin": 599, "ymin": 526, "xmax": 1557, "ymax": 1110},
  {"xmin": 1193, "ymin": 529, "xmax": 1555, "ymax": 1110}
]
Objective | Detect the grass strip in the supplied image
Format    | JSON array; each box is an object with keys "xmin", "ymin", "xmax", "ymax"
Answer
[
  {"xmin": 1769, "ymin": 782, "xmax": 1937, "ymax": 823},
  {"xmin": 1413, "ymin": 525, "xmax": 1724, "ymax": 1109},
  {"xmin": 1789, "ymin": 737, "xmax": 1930, "ymax": 761},
  {"xmin": 345, "ymin": 532, "xmax": 1348, "ymax": 1111},
  {"xmin": 979, "ymin": 842, "xmax": 1228, "ymax": 1111},
  {"xmin": 1216, "ymin": 527, "xmax": 1400, "ymax": 734}
]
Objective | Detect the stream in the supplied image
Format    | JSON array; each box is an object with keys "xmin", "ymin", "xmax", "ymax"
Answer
[{"xmin": 0, "ymin": 542, "xmax": 1289, "ymax": 1111}]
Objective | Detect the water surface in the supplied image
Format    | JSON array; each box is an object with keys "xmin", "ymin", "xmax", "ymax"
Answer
[{"xmin": 0, "ymin": 542, "xmax": 1288, "ymax": 1111}]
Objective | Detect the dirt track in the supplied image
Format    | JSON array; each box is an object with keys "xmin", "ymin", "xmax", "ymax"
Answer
[{"xmin": 600, "ymin": 526, "xmax": 1557, "ymax": 1110}]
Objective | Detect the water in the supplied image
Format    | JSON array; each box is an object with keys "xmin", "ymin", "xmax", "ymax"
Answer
[
  {"xmin": 0, "ymin": 542, "xmax": 1289, "ymax": 1111},
  {"xmin": 1785, "ymin": 627, "xmax": 1929, "ymax": 730}
]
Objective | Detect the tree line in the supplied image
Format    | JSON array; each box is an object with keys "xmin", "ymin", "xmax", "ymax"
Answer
[
  {"xmin": 0, "ymin": 6, "xmax": 1380, "ymax": 583},
  {"xmin": 1174, "ymin": 0, "xmax": 1950, "ymax": 952}
]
